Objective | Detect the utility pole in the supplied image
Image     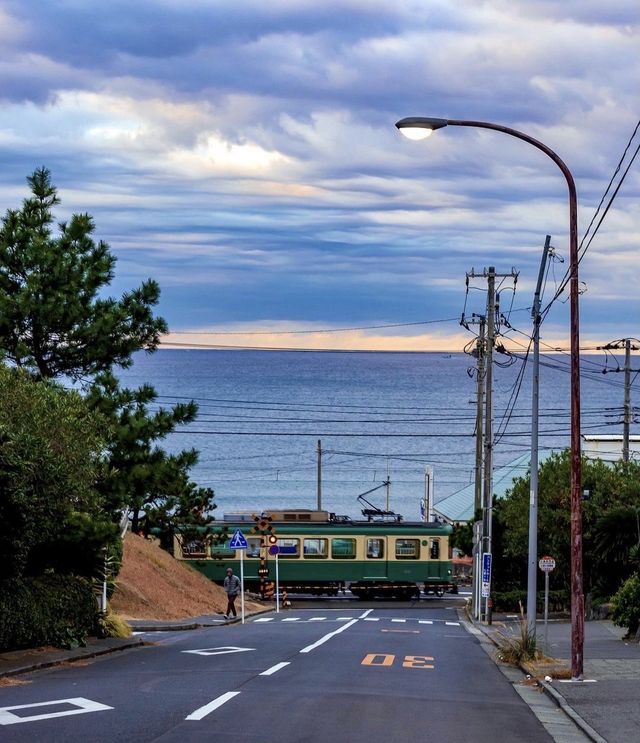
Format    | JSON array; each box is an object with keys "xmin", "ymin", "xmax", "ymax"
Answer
[
  {"xmin": 598, "ymin": 339, "xmax": 639, "ymax": 462},
  {"xmin": 527, "ymin": 235, "xmax": 552, "ymax": 637},
  {"xmin": 317, "ymin": 439, "xmax": 322, "ymax": 510},
  {"xmin": 624, "ymin": 339, "xmax": 631, "ymax": 463},
  {"xmin": 466, "ymin": 266, "xmax": 518, "ymax": 621},
  {"xmin": 474, "ymin": 316, "xmax": 486, "ymax": 515}
]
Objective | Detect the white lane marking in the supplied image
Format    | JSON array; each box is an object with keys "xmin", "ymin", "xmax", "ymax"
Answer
[
  {"xmin": 336, "ymin": 617, "xmax": 352, "ymax": 621},
  {"xmin": 282, "ymin": 617, "xmax": 301, "ymax": 622},
  {"xmin": 391, "ymin": 619, "xmax": 407, "ymax": 623},
  {"xmin": 0, "ymin": 698, "xmax": 112, "ymax": 725},
  {"xmin": 364, "ymin": 617, "xmax": 380, "ymax": 622},
  {"xmin": 253, "ymin": 617, "xmax": 274, "ymax": 623},
  {"xmin": 186, "ymin": 692, "xmax": 240, "ymax": 721},
  {"xmin": 418, "ymin": 620, "xmax": 434, "ymax": 625},
  {"xmin": 182, "ymin": 646, "xmax": 255, "ymax": 657},
  {"xmin": 308, "ymin": 617, "xmax": 326, "ymax": 621},
  {"xmin": 300, "ymin": 618, "xmax": 359, "ymax": 654},
  {"xmin": 445, "ymin": 621, "xmax": 460, "ymax": 626},
  {"xmin": 259, "ymin": 662, "xmax": 291, "ymax": 676},
  {"xmin": 358, "ymin": 608, "xmax": 374, "ymax": 619}
]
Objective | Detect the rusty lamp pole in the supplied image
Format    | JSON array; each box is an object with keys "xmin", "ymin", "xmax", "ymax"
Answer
[{"xmin": 395, "ymin": 116, "xmax": 583, "ymax": 679}]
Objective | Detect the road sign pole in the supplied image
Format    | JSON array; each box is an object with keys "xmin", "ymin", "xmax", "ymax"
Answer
[
  {"xmin": 275, "ymin": 553, "xmax": 280, "ymax": 614},
  {"xmin": 544, "ymin": 571, "xmax": 550, "ymax": 651},
  {"xmin": 240, "ymin": 550, "xmax": 245, "ymax": 625}
]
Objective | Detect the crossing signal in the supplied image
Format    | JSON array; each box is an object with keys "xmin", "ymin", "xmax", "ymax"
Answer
[
  {"xmin": 258, "ymin": 566, "xmax": 269, "ymax": 577},
  {"xmin": 268, "ymin": 535, "xmax": 278, "ymax": 545}
]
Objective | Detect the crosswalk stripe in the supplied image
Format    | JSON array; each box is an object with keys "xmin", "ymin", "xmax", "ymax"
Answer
[
  {"xmin": 254, "ymin": 618, "xmax": 274, "ymax": 623},
  {"xmin": 282, "ymin": 617, "xmax": 301, "ymax": 622}
]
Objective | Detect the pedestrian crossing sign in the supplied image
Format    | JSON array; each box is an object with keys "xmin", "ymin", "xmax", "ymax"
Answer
[{"xmin": 229, "ymin": 529, "xmax": 248, "ymax": 550}]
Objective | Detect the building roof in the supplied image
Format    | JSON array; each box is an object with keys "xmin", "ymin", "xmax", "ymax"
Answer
[{"xmin": 433, "ymin": 451, "xmax": 553, "ymax": 523}]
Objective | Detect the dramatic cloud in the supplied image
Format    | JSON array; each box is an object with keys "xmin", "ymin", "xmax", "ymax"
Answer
[{"xmin": 0, "ymin": 0, "xmax": 637, "ymax": 349}]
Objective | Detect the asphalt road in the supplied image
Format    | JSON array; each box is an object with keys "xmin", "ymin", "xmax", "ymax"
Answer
[{"xmin": 0, "ymin": 604, "xmax": 552, "ymax": 743}]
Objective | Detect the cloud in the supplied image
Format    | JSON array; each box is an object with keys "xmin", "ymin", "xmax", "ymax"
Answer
[{"xmin": 0, "ymin": 0, "xmax": 637, "ymax": 349}]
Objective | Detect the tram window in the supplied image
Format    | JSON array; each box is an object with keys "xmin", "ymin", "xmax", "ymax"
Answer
[
  {"xmin": 211, "ymin": 544, "xmax": 235, "ymax": 558},
  {"xmin": 331, "ymin": 538, "xmax": 356, "ymax": 559},
  {"xmin": 395, "ymin": 539, "xmax": 420, "ymax": 560},
  {"xmin": 366, "ymin": 538, "xmax": 385, "ymax": 559},
  {"xmin": 430, "ymin": 539, "xmax": 440, "ymax": 560},
  {"xmin": 303, "ymin": 538, "xmax": 328, "ymax": 559},
  {"xmin": 278, "ymin": 538, "xmax": 300, "ymax": 558},
  {"xmin": 247, "ymin": 538, "xmax": 262, "ymax": 558},
  {"xmin": 181, "ymin": 539, "xmax": 207, "ymax": 557}
]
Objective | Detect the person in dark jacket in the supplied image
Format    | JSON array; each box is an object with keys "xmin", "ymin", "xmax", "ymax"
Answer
[{"xmin": 223, "ymin": 567, "xmax": 241, "ymax": 619}]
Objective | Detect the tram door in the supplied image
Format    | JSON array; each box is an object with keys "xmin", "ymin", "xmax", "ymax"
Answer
[
  {"xmin": 363, "ymin": 536, "xmax": 388, "ymax": 580},
  {"xmin": 425, "ymin": 538, "xmax": 442, "ymax": 580}
]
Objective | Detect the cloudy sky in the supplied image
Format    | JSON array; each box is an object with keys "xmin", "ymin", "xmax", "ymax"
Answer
[{"xmin": 1, "ymin": 0, "xmax": 638, "ymax": 352}]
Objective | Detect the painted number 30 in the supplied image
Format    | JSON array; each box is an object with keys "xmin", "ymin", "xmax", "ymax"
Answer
[{"xmin": 361, "ymin": 654, "xmax": 434, "ymax": 669}]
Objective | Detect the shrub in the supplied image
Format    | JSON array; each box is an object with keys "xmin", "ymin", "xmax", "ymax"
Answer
[
  {"xmin": 0, "ymin": 574, "xmax": 98, "ymax": 651},
  {"xmin": 611, "ymin": 573, "xmax": 640, "ymax": 639},
  {"xmin": 494, "ymin": 607, "xmax": 540, "ymax": 665},
  {"xmin": 492, "ymin": 589, "xmax": 569, "ymax": 613},
  {"xmin": 97, "ymin": 611, "xmax": 132, "ymax": 639}
]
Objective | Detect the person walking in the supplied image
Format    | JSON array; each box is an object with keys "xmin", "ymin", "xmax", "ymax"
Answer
[{"xmin": 223, "ymin": 567, "xmax": 241, "ymax": 619}]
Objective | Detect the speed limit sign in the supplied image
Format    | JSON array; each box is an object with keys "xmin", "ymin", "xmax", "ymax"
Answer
[{"xmin": 539, "ymin": 556, "xmax": 556, "ymax": 572}]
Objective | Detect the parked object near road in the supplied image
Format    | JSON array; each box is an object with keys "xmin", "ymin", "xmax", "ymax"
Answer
[{"xmin": 175, "ymin": 509, "xmax": 455, "ymax": 600}]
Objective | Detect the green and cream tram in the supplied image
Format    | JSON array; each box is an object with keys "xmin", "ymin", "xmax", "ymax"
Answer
[{"xmin": 175, "ymin": 509, "xmax": 454, "ymax": 600}]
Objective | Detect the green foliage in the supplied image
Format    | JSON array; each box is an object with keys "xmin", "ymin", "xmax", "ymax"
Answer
[
  {"xmin": 492, "ymin": 589, "xmax": 569, "ymax": 613},
  {"xmin": 0, "ymin": 575, "xmax": 98, "ymax": 651},
  {"xmin": 492, "ymin": 451, "xmax": 640, "ymax": 603},
  {"xmin": 0, "ymin": 169, "xmax": 216, "ymax": 542},
  {"xmin": 87, "ymin": 371, "xmax": 216, "ymax": 534},
  {"xmin": 611, "ymin": 573, "xmax": 640, "ymax": 638},
  {"xmin": 451, "ymin": 521, "xmax": 473, "ymax": 556},
  {"xmin": 0, "ymin": 366, "xmax": 114, "ymax": 580},
  {"xmin": 0, "ymin": 167, "xmax": 167, "ymax": 380}
]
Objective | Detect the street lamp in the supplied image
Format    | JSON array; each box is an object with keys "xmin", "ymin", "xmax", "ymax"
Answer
[{"xmin": 396, "ymin": 115, "xmax": 583, "ymax": 679}]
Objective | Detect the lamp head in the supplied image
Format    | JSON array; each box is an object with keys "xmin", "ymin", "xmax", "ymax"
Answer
[{"xmin": 395, "ymin": 117, "xmax": 448, "ymax": 141}]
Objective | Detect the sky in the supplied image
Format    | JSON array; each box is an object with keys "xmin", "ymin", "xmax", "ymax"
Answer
[{"xmin": 0, "ymin": 0, "xmax": 638, "ymax": 353}]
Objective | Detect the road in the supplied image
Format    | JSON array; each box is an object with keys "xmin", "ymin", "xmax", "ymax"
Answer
[{"xmin": 0, "ymin": 603, "xmax": 553, "ymax": 743}]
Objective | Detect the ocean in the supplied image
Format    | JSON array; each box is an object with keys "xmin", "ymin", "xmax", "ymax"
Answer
[{"xmin": 118, "ymin": 349, "xmax": 636, "ymax": 522}]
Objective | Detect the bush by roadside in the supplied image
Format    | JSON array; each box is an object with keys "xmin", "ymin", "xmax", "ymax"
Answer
[
  {"xmin": 611, "ymin": 573, "xmax": 640, "ymax": 639},
  {"xmin": 0, "ymin": 574, "xmax": 98, "ymax": 651}
]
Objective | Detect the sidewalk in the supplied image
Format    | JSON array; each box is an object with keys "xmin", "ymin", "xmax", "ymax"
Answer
[
  {"xmin": 0, "ymin": 611, "xmax": 263, "ymax": 678},
  {"xmin": 474, "ymin": 613, "xmax": 640, "ymax": 743}
]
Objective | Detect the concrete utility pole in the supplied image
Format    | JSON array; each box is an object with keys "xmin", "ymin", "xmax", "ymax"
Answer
[
  {"xmin": 466, "ymin": 266, "xmax": 518, "ymax": 620},
  {"xmin": 527, "ymin": 235, "xmax": 552, "ymax": 638},
  {"xmin": 317, "ymin": 439, "xmax": 322, "ymax": 510},
  {"xmin": 474, "ymin": 316, "xmax": 486, "ymax": 515},
  {"xmin": 598, "ymin": 339, "xmax": 639, "ymax": 462},
  {"xmin": 624, "ymin": 339, "xmax": 632, "ymax": 463}
]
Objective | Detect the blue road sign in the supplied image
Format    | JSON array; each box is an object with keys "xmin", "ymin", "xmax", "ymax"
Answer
[
  {"xmin": 229, "ymin": 529, "xmax": 248, "ymax": 550},
  {"xmin": 481, "ymin": 552, "xmax": 492, "ymax": 598}
]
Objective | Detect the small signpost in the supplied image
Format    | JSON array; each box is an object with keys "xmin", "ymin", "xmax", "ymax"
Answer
[
  {"xmin": 539, "ymin": 555, "xmax": 556, "ymax": 650},
  {"xmin": 268, "ymin": 537, "xmax": 280, "ymax": 613},
  {"xmin": 229, "ymin": 529, "xmax": 248, "ymax": 623}
]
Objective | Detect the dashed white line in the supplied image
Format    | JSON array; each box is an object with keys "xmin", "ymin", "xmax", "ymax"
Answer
[
  {"xmin": 253, "ymin": 617, "xmax": 274, "ymax": 623},
  {"xmin": 364, "ymin": 617, "xmax": 380, "ymax": 622},
  {"xmin": 445, "ymin": 621, "xmax": 460, "ymax": 626},
  {"xmin": 308, "ymin": 617, "xmax": 326, "ymax": 621},
  {"xmin": 336, "ymin": 617, "xmax": 352, "ymax": 621},
  {"xmin": 186, "ymin": 692, "xmax": 240, "ymax": 721},
  {"xmin": 282, "ymin": 617, "xmax": 301, "ymax": 622},
  {"xmin": 418, "ymin": 620, "xmax": 434, "ymax": 625},
  {"xmin": 259, "ymin": 662, "xmax": 291, "ymax": 676},
  {"xmin": 391, "ymin": 619, "xmax": 407, "ymax": 623}
]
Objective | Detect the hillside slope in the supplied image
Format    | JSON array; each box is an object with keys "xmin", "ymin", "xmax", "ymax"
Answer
[{"xmin": 111, "ymin": 533, "xmax": 262, "ymax": 620}]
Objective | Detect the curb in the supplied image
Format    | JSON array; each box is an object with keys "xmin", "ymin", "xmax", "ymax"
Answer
[
  {"xmin": 540, "ymin": 679, "xmax": 608, "ymax": 743},
  {"xmin": 0, "ymin": 639, "xmax": 145, "ymax": 678},
  {"xmin": 129, "ymin": 606, "xmax": 275, "ymax": 632},
  {"xmin": 459, "ymin": 606, "xmax": 604, "ymax": 743}
]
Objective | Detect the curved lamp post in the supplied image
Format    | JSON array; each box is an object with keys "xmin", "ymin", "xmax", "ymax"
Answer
[{"xmin": 396, "ymin": 116, "xmax": 583, "ymax": 680}]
